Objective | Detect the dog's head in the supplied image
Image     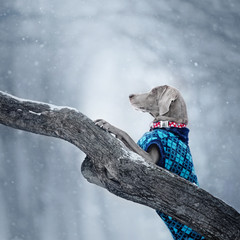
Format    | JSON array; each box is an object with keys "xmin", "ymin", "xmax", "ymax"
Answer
[{"xmin": 129, "ymin": 85, "xmax": 188, "ymax": 124}]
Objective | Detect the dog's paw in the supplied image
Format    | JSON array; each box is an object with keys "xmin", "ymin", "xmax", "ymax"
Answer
[{"xmin": 94, "ymin": 119, "xmax": 111, "ymax": 132}]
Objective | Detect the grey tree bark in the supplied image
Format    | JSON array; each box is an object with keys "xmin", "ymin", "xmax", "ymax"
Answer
[{"xmin": 0, "ymin": 91, "xmax": 239, "ymax": 240}]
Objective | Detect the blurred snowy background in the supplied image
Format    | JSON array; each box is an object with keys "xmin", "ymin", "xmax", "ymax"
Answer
[{"xmin": 0, "ymin": 0, "xmax": 240, "ymax": 239}]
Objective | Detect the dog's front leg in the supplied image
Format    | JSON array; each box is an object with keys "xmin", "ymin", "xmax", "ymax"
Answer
[{"xmin": 95, "ymin": 119, "xmax": 154, "ymax": 163}]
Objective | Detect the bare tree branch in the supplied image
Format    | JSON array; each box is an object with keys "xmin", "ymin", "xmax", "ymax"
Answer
[{"xmin": 0, "ymin": 91, "xmax": 239, "ymax": 240}]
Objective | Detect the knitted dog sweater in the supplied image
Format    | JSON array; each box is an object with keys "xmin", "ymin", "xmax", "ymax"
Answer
[{"xmin": 137, "ymin": 127, "xmax": 205, "ymax": 240}]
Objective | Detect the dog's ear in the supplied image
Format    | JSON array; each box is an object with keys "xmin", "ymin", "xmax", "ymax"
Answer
[{"xmin": 158, "ymin": 86, "xmax": 179, "ymax": 116}]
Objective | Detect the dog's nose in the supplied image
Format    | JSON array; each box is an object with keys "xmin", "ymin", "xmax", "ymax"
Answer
[{"xmin": 129, "ymin": 94, "xmax": 135, "ymax": 99}]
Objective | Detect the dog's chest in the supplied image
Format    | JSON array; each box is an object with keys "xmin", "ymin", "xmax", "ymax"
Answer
[{"xmin": 137, "ymin": 128, "xmax": 199, "ymax": 185}]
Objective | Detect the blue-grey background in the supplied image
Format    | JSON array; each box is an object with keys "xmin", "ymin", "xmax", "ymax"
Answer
[{"xmin": 0, "ymin": 1, "xmax": 239, "ymax": 239}]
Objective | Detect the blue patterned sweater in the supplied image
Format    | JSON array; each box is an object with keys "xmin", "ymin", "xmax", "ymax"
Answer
[{"xmin": 137, "ymin": 127, "xmax": 205, "ymax": 240}]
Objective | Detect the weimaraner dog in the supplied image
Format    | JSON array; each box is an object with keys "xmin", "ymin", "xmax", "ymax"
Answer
[
  {"xmin": 95, "ymin": 85, "xmax": 204, "ymax": 240},
  {"xmin": 95, "ymin": 85, "xmax": 188, "ymax": 164}
]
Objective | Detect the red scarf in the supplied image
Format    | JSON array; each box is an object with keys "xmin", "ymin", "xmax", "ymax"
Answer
[{"xmin": 151, "ymin": 121, "xmax": 186, "ymax": 129}]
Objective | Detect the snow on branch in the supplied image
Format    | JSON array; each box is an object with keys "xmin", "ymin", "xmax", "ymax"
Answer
[{"xmin": 0, "ymin": 91, "xmax": 239, "ymax": 240}]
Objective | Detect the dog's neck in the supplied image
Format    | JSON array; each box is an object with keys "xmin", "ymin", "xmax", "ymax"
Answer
[{"xmin": 150, "ymin": 121, "xmax": 187, "ymax": 130}]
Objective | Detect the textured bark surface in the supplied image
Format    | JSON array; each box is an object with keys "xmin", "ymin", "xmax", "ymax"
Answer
[{"xmin": 0, "ymin": 91, "xmax": 239, "ymax": 240}]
